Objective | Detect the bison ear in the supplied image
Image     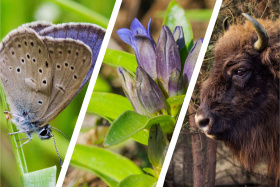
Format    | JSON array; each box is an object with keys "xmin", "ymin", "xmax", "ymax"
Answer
[
  {"xmin": 261, "ymin": 45, "xmax": 280, "ymax": 79},
  {"xmin": 223, "ymin": 17, "xmax": 230, "ymax": 32}
]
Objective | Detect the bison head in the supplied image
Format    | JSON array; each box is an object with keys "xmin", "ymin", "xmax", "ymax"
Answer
[{"xmin": 195, "ymin": 14, "xmax": 280, "ymax": 179}]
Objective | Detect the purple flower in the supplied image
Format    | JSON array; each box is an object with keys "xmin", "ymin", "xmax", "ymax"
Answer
[
  {"xmin": 117, "ymin": 18, "xmax": 203, "ymax": 111},
  {"xmin": 117, "ymin": 18, "xmax": 157, "ymax": 80}
]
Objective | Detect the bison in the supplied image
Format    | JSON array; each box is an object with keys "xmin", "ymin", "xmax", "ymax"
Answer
[{"xmin": 195, "ymin": 13, "xmax": 280, "ymax": 183}]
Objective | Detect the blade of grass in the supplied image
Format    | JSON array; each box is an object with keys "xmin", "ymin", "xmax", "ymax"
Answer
[
  {"xmin": 0, "ymin": 85, "xmax": 28, "ymax": 181},
  {"xmin": 22, "ymin": 166, "xmax": 57, "ymax": 187},
  {"xmin": 47, "ymin": 0, "xmax": 109, "ymax": 28}
]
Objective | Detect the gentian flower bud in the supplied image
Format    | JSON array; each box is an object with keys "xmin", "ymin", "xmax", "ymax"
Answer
[
  {"xmin": 133, "ymin": 35, "xmax": 157, "ymax": 80},
  {"xmin": 136, "ymin": 67, "xmax": 167, "ymax": 115},
  {"xmin": 117, "ymin": 67, "xmax": 150, "ymax": 116},
  {"xmin": 183, "ymin": 39, "xmax": 203, "ymax": 84},
  {"xmin": 168, "ymin": 68, "xmax": 184, "ymax": 97},
  {"xmin": 156, "ymin": 25, "xmax": 181, "ymax": 93},
  {"xmin": 173, "ymin": 26, "xmax": 185, "ymax": 50}
]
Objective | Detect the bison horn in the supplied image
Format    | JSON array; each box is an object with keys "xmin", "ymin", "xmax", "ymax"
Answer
[
  {"xmin": 242, "ymin": 13, "xmax": 269, "ymax": 52},
  {"xmin": 223, "ymin": 17, "xmax": 230, "ymax": 32}
]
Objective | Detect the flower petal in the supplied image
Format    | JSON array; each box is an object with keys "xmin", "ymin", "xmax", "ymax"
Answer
[
  {"xmin": 134, "ymin": 35, "xmax": 157, "ymax": 80},
  {"xmin": 168, "ymin": 68, "xmax": 183, "ymax": 97},
  {"xmin": 130, "ymin": 18, "xmax": 149, "ymax": 36},
  {"xmin": 117, "ymin": 28, "xmax": 133, "ymax": 46},
  {"xmin": 147, "ymin": 18, "xmax": 152, "ymax": 37},
  {"xmin": 136, "ymin": 67, "xmax": 167, "ymax": 115},
  {"xmin": 117, "ymin": 67, "xmax": 150, "ymax": 116},
  {"xmin": 183, "ymin": 39, "xmax": 203, "ymax": 84},
  {"xmin": 173, "ymin": 26, "xmax": 185, "ymax": 50},
  {"xmin": 156, "ymin": 25, "xmax": 181, "ymax": 93}
]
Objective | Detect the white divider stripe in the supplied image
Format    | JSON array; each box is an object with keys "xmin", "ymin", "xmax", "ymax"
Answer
[
  {"xmin": 56, "ymin": 1, "xmax": 122, "ymax": 186},
  {"xmin": 156, "ymin": 1, "xmax": 222, "ymax": 186}
]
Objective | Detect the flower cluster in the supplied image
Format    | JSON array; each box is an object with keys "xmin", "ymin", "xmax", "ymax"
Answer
[{"xmin": 117, "ymin": 18, "xmax": 202, "ymax": 117}]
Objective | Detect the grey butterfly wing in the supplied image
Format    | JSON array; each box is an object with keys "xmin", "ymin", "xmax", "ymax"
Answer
[
  {"xmin": 21, "ymin": 21, "xmax": 53, "ymax": 33},
  {"xmin": 36, "ymin": 37, "xmax": 92, "ymax": 125},
  {"xmin": 0, "ymin": 28, "xmax": 53, "ymax": 121},
  {"xmin": 38, "ymin": 23, "xmax": 105, "ymax": 88}
]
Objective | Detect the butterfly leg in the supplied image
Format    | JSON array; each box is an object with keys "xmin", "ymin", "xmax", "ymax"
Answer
[
  {"xmin": 17, "ymin": 134, "xmax": 33, "ymax": 148},
  {"xmin": 16, "ymin": 138, "xmax": 30, "ymax": 142},
  {"xmin": 4, "ymin": 111, "xmax": 25, "ymax": 122},
  {"xmin": 8, "ymin": 130, "xmax": 29, "ymax": 135}
]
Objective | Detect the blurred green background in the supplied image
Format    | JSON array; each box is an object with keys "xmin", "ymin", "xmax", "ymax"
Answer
[{"xmin": 0, "ymin": 0, "xmax": 115, "ymax": 186}]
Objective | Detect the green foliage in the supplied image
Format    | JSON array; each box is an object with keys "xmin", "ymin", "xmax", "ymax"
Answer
[
  {"xmin": 87, "ymin": 92, "xmax": 133, "ymax": 122},
  {"xmin": 104, "ymin": 111, "xmax": 175, "ymax": 146},
  {"xmin": 94, "ymin": 76, "xmax": 112, "ymax": 92},
  {"xmin": 71, "ymin": 145, "xmax": 143, "ymax": 187},
  {"xmin": 118, "ymin": 174, "xmax": 157, "ymax": 187},
  {"xmin": 104, "ymin": 49, "xmax": 138, "ymax": 74},
  {"xmin": 148, "ymin": 125, "xmax": 169, "ymax": 177},
  {"xmin": 167, "ymin": 95, "xmax": 186, "ymax": 117},
  {"xmin": 143, "ymin": 168, "xmax": 157, "ymax": 178}
]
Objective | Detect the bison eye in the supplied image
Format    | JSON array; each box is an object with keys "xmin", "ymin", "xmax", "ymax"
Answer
[
  {"xmin": 232, "ymin": 68, "xmax": 251, "ymax": 87},
  {"xmin": 235, "ymin": 68, "xmax": 247, "ymax": 76}
]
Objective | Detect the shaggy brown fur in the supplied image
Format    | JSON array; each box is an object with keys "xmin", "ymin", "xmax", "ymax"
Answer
[{"xmin": 196, "ymin": 18, "xmax": 280, "ymax": 183}]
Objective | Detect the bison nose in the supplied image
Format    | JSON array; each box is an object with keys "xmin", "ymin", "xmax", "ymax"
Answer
[{"xmin": 195, "ymin": 108, "xmax": 213, "ymax": 132}]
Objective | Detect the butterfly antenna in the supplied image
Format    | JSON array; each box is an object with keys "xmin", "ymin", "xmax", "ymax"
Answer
[
  {"xmin": 51, "ymin": 134, "xmax": 63, "ymax": 167},
  {"xmin": 50, "ymin": 127, "xmax": 70, "ymax": 142}
]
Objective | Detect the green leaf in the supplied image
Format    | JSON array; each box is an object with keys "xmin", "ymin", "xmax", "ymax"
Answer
[
  {"xmin": 163, "ymin": 0, "xmax": 193, "ymax": 58},
  {"xmin": 143, "ymin": 168, "xmax": 157, "ymax": 178},
  {"xmin": 166, "ymin": 95, "xmax": 185, "ymax": 118},
  {"xmin": 22, "ymin": 166, "xmax": 56, "ymax": 187},
  {"xmin": 90, "ymin": 169, "xmax": 119, "ymax": 187},
  {"xmin": 148, "ymin": 125, "xmax": 169, "ymax": 177},
  {"xmin": 118, "ymin": 174, "xmax": 157, "ymax": 187},
  {"xmin": 103, "ymin": 49, "xmax": 138, "ymax": 74},
  {"xmin": 71, "ymin": 145, "xmax": 143, "ymax": 187},
  {"xmin": 104, "ymin": 111, "xmax": 175, "ymax": 146},
  {"xmin": 94, "ymin": 76, "xmax": 112, "ymax": 92},
  {"xmin": 131, "ymin": 129, "xmax": 149, "ymax": 145},
  {"xmin": 87, "ymin": 92, "xmax": 133, "ymax": 122}
]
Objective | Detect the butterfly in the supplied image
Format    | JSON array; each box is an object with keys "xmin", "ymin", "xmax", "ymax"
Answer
[{"xmin": 0, "ymin": 21, "xmax": 105, "ymax": 165}]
